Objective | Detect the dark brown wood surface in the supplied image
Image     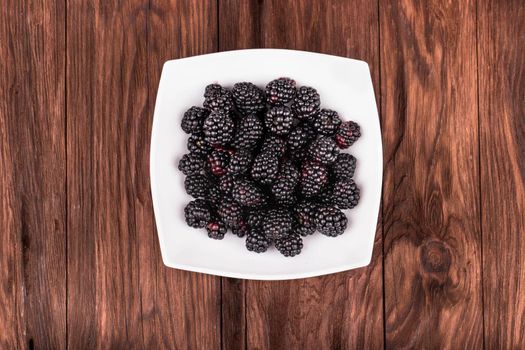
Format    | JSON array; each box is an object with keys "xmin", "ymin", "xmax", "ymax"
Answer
[{"xmin": 1, "ymin": 0, "xmax": 524, "ymax": 349}]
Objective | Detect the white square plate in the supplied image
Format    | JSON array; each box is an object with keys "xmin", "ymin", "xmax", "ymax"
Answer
[{"xmin": 150, "ymin": 49, "xmax": 382, "ymax": 280}]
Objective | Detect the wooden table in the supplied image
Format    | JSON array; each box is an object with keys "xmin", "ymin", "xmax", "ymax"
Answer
[{"xmin": 1, "ymin": 0, "xmax": 524, "ymax": 348}]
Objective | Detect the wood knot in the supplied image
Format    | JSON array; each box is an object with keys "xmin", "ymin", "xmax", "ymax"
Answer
[{"xmin": 420, "ymin": 241, "xmax": 451, "ymax": 274}]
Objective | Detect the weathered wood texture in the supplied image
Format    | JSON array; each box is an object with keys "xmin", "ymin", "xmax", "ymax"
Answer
[{"xmin": 478, "ymin": 0, "xmax": 525, "ymax": 348}]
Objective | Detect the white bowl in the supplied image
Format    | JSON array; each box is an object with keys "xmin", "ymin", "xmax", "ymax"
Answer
[{"xmin": 150, "ymin": 49, "xmax": 382, "ymax": 280}]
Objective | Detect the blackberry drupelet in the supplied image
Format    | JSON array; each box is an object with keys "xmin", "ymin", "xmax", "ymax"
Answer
[
  {"xmin": 184, "ymin": 199, "xmax": 211, "ymax": 228},
  {"xmin": 315, "ymin": 206, "xmax": 348, "ymax": 237},
  {"xmin": 232, "ymin": 179, "xmax": 267, "ymax": 208},
  {"xmin": 271, "ymin": 161, "xmax": 299, "ymax": 203},
  {"xmin": 335, "ymin": 121, "xmax": 361, "ymax": 149},
  {"xmin": 275, "ymin": 233, "xmax": 303, "ymax": 257},
  {"xmin": 309, "ymin": 137, "xmax": 339, "ymax": 165},
  {"xmin": 265, "ymin": 77, "xmax": 296, "ymax": 105},
  {"xmin": 263, "ymin": 209, "xmax": 292, "ymax": 240},
  {"xmin": 203, "ymin": 111, "xmax": 235, "ymax": 147},
  {"xmin": 178, "ymin": 153, "xmax": 205, "ymax": 175},
  {"xmin": 332, "ymin": 153, "xmax": 357, "ymax": 180},
  {"xmin": 251, "ymin": 151, "xmax": 279, "ymax": 185},
  {"xmin": 300, "ymin": 161, "xmax": 328, "ymax": 197},
  {"xmin": 227, "ymin": 150, "xmax": 252, "ymax": 175},
  {"xmin": 332, "ymin": 179, "xmax": 360, "ymax": 209},
  {"xmin": 265, "ymin": 106, "xmax": 294, "ymax": 136},
  {"xmin": 181, "ymin": 106, "xmax": 209, "ymax": 134},
  {"xmin": 313, "ymin": 109, "xmax": 341, "ymax": 136},
  {"xmin": 217, "ymin": 198, "xmax": 243, "ymax": 228},
  {"xmin": 288, "ymin": 123, "xmax": 315, "ymax": 151},
  {"xmin": 187, "ymin": 133, "xmax": 212, "ymax": 156},
  {"xmin": 232, "ymin": 82, "xmax": 266, "ymax": 114},
  {"xmin": 292, "ymin": 86, "xmax": 320, "ymax": 120},
  {"xmin": 294, "ymin": 201, "xmax": 318, "ymax": 236},
  {"xmin": 261, "ymin": 135, "xmax": 287, "ymax": 156},
  {"xmin": 207, "ymin": 149, "xmax": 231, "ymax": 176},
  {"xmin": 206, "ymin": 217, "xmax": 227, "ymax": 240},
  {"xmin": 246, "ymin": 229, "xmax": 271, "ymax": 253},
  {"xmin": 203, "ymin": 84, "xmax": 234, "ymax": 113},
  {"xmin": 184, "ymin": 174, "xmax": 209, "ymax": 198},
  {"xmin": 233, "ymin": 114, "xmax": 263, "ymax": 150}
]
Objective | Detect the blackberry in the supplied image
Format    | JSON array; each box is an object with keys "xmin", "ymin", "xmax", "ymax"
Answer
[
  {"xmin": 271, "ymin": 161, "xmax": 299, "ymax": 203},
  {"xmin": 206, "ymin": 217, "xmax": 227, "ymax": 240},
  {"xmin": 335, "ymin": 121, "xmax": 361, "ymax": 149},
  {"xmin": 233, "ymin": 114, "xmax": 263, "ymax": 150},
  {"xmin": 178, "ymin": 153, "xmax": 205, "ymax": 175},
  {"xmin": 232, "ymin": 179, "xmax": 267, "ymax": 208},
  {"xmin": 219, "ymin": 174, "xmax": 236, "ymax": 195},
  {"xmin": 275, "ymin": 233, "xmax": 303, "ymax": 257},
  {"xmin": 184, "ymin": 174, "xmax": 209, "ymax": 198},
  {"xmin": 203, "ymin": 84, "xmax": 234, "ymax": 113},
  {"xmin": 251, "ymin": 151, "xmax": 279, "ymax": 185},
  {"xmin": 332, "ymin": 179, "xmax": 360, "ymax": 209},
  {"xmin": 275, "ymin": 193, "xmax": 297, "ymax": 207},
  {"xmin": 187, "ymin": 133, "xmax": 212, "ymax": 156},
  {"xmin": 246, "ymin": 229, "xmax": 271, "ymax": 253},
  {"xmin": 232, "ymin": 82, "xmax": 265, "ymax": 114},
  {"xmin": 232, "ymin": 220, "xmax": 249, "ymax": 238},
  {"xmin": 288, "ymin": 124, "xmax": 315, "ymax": 151},
  {"xmin": 332, "ymin": 153, "xmax": 357, "ymax": 179},
  {"xmin": 288, "ymin": 147, "xmax": 309, "ymax": 165},
  {"xmin": 261, "ymin": 135, "xmax": 287, "ymax": 156},
  {"xmin": 227, "ymin": 150, "xmax": 252, "ymax": 175},
  {"xmin": 294, "ymin": 201, "xmax": 317, "ymax": 236},
  {"xmin": 184, "ymin": 199, "xmax": 211, "ymax": 228},
  {"xmin": 247, "ymin": 210, "xmax": 265, "ymax": 229},
  {"xmin": 309, "ymin": 137, "xmax": 339, "ymax": 165},
  {"xmin": 263, "ymin": 209, "xmax": 292, "ymax": 240},
  {"xmin": 207, "ymin": 184, "xmax": 222, "ymax": 206},
  {"xmin": 265, "ymin": 106, "xmax": 294, "ymax": 136},
  {"xmin": 203, "ymin": 111, "xmax": 235, "ymax": 147},
  {"xmin": 207, "ymin": 149, "xmax": 231, "ymax": 176},
  {"xmin": 300, "ymin": 162, "xmax": 328, "ymax": 197},
  {"xmin": 181, "ymin": 106, "xmax": 209, "ymax": 134},
  {"xmin": 313, "ymin": 109, "xmax": 341, "ymax": 136},
  {"xmin": 217, "ymin": 198, "xmax": 243, "ymax": 228},
  {"xmin": 265, "ymin": 77, "xmax": 296, "ymax": 105},
  {"xmin": 315, "ymin": 206, "xmax": 348, "ymax": 237},
  {"xmin": 293, "ymin": 223, "xmax": 315, "ymax": 237},
  {"xmin": 292, "ymin": 86, "xmax": 320, "ymax": 120}
]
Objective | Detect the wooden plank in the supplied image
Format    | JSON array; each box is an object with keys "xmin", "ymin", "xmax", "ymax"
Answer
[
  {"xmin": 0, "ymin": 0, "xmax": 66, "ymax": 348},
  {"xmin": 218, "ymin": 1, "xmax": 383, "ymax": 349},
  {"xmin": 380, "ymin": 0, "xmax": 483, "ymax": 347},
  {"xmin": 141, "ymin": 1, "xmax": 222, "ymax": 348},
  {"xmin": 478, "ymin": 0, "xmax": 525, "ymax": 347}
]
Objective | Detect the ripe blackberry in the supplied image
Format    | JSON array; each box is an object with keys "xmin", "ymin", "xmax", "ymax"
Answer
[
  {"xmin": 332, "ymin": 153, "xmax": 357, "ymax": 179},
  {"xmin": 315, "ymin": 206, "xmax": 348, "ymax": 237},
  {"xmin": 261, "ymin": 135, "xmax": 287, "ymax": 156},
  {"xmin": 184, "ymin": 199, "xmax": 211, "ymax": 228},
  {"xmin": 232, "ymin": 220, "xmax": 249, "ymax": 238},
  {"xmin": 246, "ymin": 229, "xmax": 271, "ymax": 253},
  {"xmin": 203, "ymin": 84, "xmax": 234, "ymax": 113},
  {"xmin": 313, "ymin": 109, "xmax": 341, "ymax": 136},
  {"xmin": 265, "ymin": 106, "xmax": 294, "ymax": 136},
  {"xmin": 293, "ymin": 223, "xmax": 315, "ymax": 237},
  {"xmin": 178, "ymin": 153, "xmax": 205, "ymax": 175},
  {"xmin": 232, "ymin": 179, "xmax": 267, "ymax": 208},
  {"xmin": 294, "ymin": 201, "xmax": 317, "ymax": 236},
  {"xmin": 217, "ymin": 198, "xmax": 243, "ymax": 228},
  {"xmin": 181, "ymin": 106, "xmax": 209, "ymax": 134},
  {"xmin": 288, "ymin": 124, "xmax": 315, "ymax": 151},
  {"xmin": 251, "ymin": 151, "xmax": 279, "ymax": 185},
  {"xmin": 335, "ymin": 121, "xmax": 361, "ymax": 149},
  {"xmin": 263, "ymin": 209, "xmax": 292, "ymax": 240},
  {"xmin": 233, "ymin": 114, "xmax": 263, "ymax": 150},
  {"xmin": 332, "ymin": 179, "xmax": 360, "ymax": 209},
  {"xmin": 300, "ymin": 162, "xmax": 328, "ymax": 197},
  {"xmin": 187, "ymin": 133, "xmax": 212, "ymax": 156},
  {"xmin": 232, "ymin": 82, "xmax": 265, "ymax": 114},
  {"xmin": 219, "ymin": 174, "xmax": 236, "ymax": 195},
  {"xmin": 207, "ymin": 149, "xmax": 231, "ymax": 176},
  {"xmin": 275, "ymin": 193, "xmax": 297, "ymax": 207},
  {"xmin": 292, "ymin": 86, "xmax": 320, "ymax": 120},
  {"xmin": 206, "ymin": 217, "xmax": 227, "ymax": 239},
  {"xmin": 288, "ymin": 147, "xmax": 309, "ymax": 165},
  {"xmin": 184, "ymin": 174, "xmax": 209, "ymax": 198},
  {"xmin": 207, "ymin": 184, "xmax": 222, "ymax": 206},
  {"xmin": 227, "ymin": 150, "xmax": 252, "ymax": 175},
  {"xmin": 309, "ymin": 137, "xmax": 339, "ymax": 165},
  {"xmin": 271, "ymin": 161, "xmax": 299, "ymax": 203},
  {"xmin": 247, "ymin": 210, "xmax": 265, "ymax": 229},
  {"xmin": 203, "ymin": 111, "xmax": 235, "ymax": 147},
  {"xmin": 275, "ymin": 233, "xmax": 303, "ymax": 257},
  {"xmin": 265, "ymin": 77, "xmax": 296, "ymax": 105}
]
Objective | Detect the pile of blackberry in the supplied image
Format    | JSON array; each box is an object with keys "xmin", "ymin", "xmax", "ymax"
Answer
[{"xmin": 178, "ymin": 78, "xmax": 361, "ymax": 257}]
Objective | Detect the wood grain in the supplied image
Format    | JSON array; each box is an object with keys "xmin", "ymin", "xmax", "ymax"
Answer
[
  {"xmin": 478, "ymin": 0, "xmax": 525, "ymax": 347},
  {"xmin": 219, "ymin": 1, "xmax": 383, "ymax": 349},
  {"xmin": 0, "ymin": 0, "xmax": 66, "ymax": 349},
  {"xmin": 380, "ymin": 0, "xmax": 483, "ymax": 347}
]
